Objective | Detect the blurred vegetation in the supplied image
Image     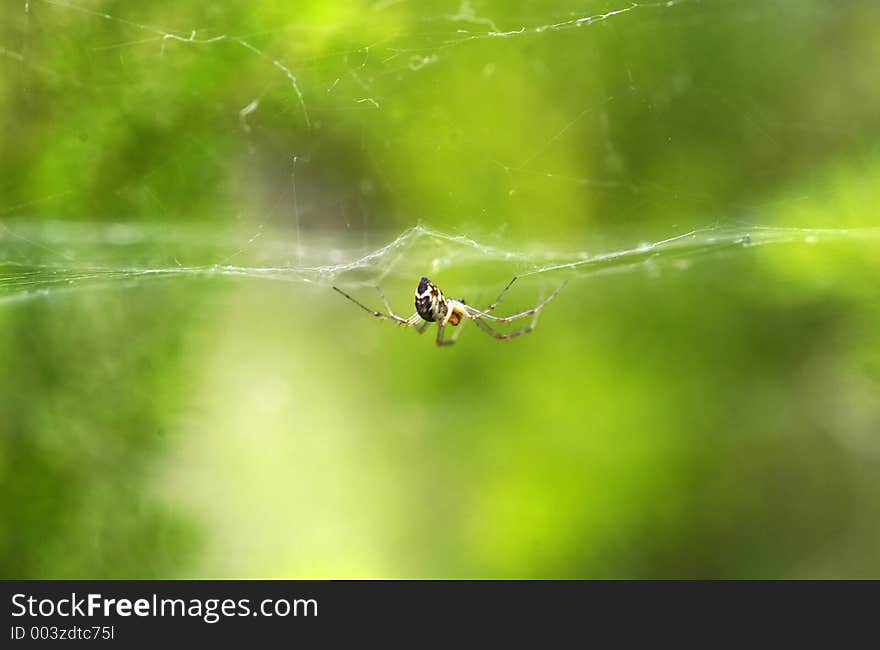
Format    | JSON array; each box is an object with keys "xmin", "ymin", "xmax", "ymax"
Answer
[{"xmin": 1, "ymin": 0, "xmax": 879, "ymax": 578}]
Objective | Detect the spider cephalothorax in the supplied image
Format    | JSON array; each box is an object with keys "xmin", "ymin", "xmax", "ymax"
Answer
[{"xmin": 334, "ymin": 275, "xmax": 566, "ymax": 347}]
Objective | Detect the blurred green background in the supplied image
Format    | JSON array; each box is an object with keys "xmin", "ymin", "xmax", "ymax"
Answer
[{"xmin": 1, "ymin": 0, "xmax": 879, "ymax": 578}]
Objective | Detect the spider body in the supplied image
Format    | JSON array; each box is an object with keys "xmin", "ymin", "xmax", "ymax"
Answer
[{"xmin": 333, "ymin": 275, "xmax": 566, "ymax": 347}]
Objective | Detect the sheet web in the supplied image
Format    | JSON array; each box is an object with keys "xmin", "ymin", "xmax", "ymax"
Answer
[
  {"xmin": 1, "ymin": 220, "xmax": 876, "ymax": 306},
  {"xmin": 1, "ymin": 1, "xmax": 878, "ymax": 306}
]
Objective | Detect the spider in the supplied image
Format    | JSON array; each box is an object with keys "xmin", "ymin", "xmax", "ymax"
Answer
[{"xmin": 332, "ymin": 276, "xmax": 567, "ymax": 347}]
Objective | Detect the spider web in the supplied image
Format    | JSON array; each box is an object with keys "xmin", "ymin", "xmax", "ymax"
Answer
[
  {"xmin": 1, "ymin": 0, "xmax": 879, "ymax": 304},
  {"xmin": 1, "ymin": 219, "xmax": 877, "ymax": 305}
]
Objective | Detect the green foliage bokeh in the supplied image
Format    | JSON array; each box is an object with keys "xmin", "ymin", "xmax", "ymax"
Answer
[{"xmin": 1, "ymin": 0, "xmax": 879, "ymax": 578}]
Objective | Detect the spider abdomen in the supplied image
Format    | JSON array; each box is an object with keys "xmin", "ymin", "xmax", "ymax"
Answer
[{"xmin": 415, "ymin": 276, "xmax": 447, "ymax": 322}]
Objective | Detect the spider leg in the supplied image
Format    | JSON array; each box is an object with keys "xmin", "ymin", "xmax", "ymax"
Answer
[
  {"xmin": 473, "ymin": 317, "xmax": 537, "ymax": 340},
  {"xmin": 333, "ymin": 286, "xmax": 421, "ymax": 327},
  {"xmin": 373, "ymin": 286, "xmax": 424, "ymax": 327},
  {"xmin": 447, "ymin": 320, "xmax": 468, "ymax": 344},
  {"xmin": 465, "ymin": 279, "xmax": 567, "ymax": 323},
  {"xmin": 484, "ymin": 275, "xmax": 519, "ymax": 313},
  {"xmin": 374, "ymin": 286, "xmax": 405, "ymax": 320},
  {"xmin": 472, "ymin": 286, "xmax": 546, "ymax": 340},
  {"xmin": 435, "ymin": 323, "xmax": 461, "ymax": 347}
]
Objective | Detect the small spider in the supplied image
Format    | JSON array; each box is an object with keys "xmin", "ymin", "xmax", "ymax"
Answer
[{"xmin": 333, "ymin": 276, "xmax": 567, "ymax": 347}]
